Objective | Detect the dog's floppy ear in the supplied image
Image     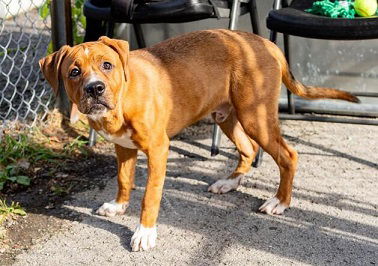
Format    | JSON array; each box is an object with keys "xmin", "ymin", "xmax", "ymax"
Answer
[
  {"xmin": 39, "ymin": 45, "xmax": 71, "ymax": 94},
  {"xmin": 98, "ymin": 36, "xmax": 129, "ymax": 81}
]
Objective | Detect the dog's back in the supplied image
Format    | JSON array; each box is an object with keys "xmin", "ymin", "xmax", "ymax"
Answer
[{"xmin": 141, "ymin": 29, "xmax": 358, "ymax": 104}]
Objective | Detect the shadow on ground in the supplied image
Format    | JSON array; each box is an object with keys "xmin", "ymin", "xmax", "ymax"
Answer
[{"xmin": 14, "ymin": 131, "xmax": 377, "ymax": 265}]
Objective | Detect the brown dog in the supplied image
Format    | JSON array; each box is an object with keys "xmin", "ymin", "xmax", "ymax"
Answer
[{"xmin": 39, "ymin": 29, "xmax": 358, "ymax": 251}]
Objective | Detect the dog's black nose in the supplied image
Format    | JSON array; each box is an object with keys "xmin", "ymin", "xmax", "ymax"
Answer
[{"xmin": 85, "ymin": 81, "xmax": 105, "ymax": 97}]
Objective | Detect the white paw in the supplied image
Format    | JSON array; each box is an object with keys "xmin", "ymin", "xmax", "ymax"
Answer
[
  {"xmin": 208, "ymin": 176, "xmax": 242, "ymax": 194},
  {"xmin": 259, "ymin": 197, "xmax": 288, "ymax": 215},
  {"xmin": 130, "ymin": 224, "xmax": 157, "ymax": 252},
  {"xmin": 96, "ymin": 200, "xmax": 128, "ymax": 217}
]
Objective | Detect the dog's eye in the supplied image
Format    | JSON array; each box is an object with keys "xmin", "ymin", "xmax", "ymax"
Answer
[
  {"xmin": 70, "ymin": 68, "xmax": 81, "ymax": 78},
  {"xmin": 102, "ymin": 62, "xmax": 112, "ymax": 70}
]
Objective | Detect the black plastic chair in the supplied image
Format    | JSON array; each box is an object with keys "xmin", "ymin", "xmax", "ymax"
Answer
[
  {"xmin": 83, "ymin": 0, "xmax": 260, "ymax": 48},
  {"xmin": 267, "ymin": 0, "xmax": 378, "ymax": 125},
  {"xmin": 83, "ymin": 0, "xmax": 264, "ymax": 167}
]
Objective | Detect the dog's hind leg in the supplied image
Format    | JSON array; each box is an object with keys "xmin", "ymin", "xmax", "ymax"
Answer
[
  {"xmin": 208, "ymin": 106, "xmax": 259, "ymax": 194},
  {"xmin": 233, "ymin": 92, "xmax": 298, "ymax": 215}
]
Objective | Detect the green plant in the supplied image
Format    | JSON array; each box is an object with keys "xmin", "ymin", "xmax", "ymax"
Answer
[
  {"xmin": 39, "ymin": 0, "xmax": 86, "ymax": 53},
  {"xmin": 0, "ymin": 134, "xmax": 63, "ymax": 190},
  {"xmin": 72, "ymin": 0, "xmax": 86, "ymax": 44},
  {"xmin": 0, "ymin": 199, "xmax": 26, "ymax": 225},
  {"xmin": 51, "ymin": 184, "xmax": 73, "ymax": 196},
  {"xmin": 0, "ymin": 134, "xmax": 61, "ymax": 165},
  {"xmin": 63, "ymin": 136, "xmax": 89, "ymax": 155},
  {"xmin": 0, "ymin": 165, "xmax": 30, "ymax": 191}
]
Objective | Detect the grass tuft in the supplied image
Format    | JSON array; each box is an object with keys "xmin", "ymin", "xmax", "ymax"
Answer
[
  {"xmin": 0, "ymin": 199, "xmax": 26, "ymax": 225},
  {"xmin": 0, "ymin": 133, "xmax": 64, "ymax": 191}
]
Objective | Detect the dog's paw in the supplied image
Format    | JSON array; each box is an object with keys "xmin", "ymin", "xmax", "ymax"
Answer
[
  {"xmin": 259, "ymin": 197, "xmax": 288, "ymax": 215},
  {"xmin": 130, "ymin": 224, "xmax": 157, "ymax": 252},
  {"xmin": 208, "ymin": 176, "xmax": 242, "ymax": 194},
  {"xmin": 96, "ymin": 200, "xmax": 128, "ymax": 217}
]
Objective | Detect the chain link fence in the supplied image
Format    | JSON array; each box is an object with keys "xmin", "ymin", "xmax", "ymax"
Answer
[{"xmin": 0, "ymin": 0, "xmax": 52, "ymax": 126}]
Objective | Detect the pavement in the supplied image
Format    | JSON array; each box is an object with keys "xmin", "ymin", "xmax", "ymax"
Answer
[{"xmin": 13, "ymin": 120, "xmax": 378, "ymax": 265}]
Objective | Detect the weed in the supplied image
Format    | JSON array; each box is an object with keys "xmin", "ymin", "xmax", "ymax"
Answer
[
  {"xmin": 0, "ymin": 199, "xmax": 26, "ymax": 225},
  {"xmin": 39, "ymin": 0, "xmax": 86, "ymax": 53},
  {"xmin": 50, "ymin": 184, "xmax": 73, "ymax": 196},
  {"xmin": 63, "ymin": 136, "xmax": 89, "ymax": 156},
  {"xmin": 0, "ymin": 165, "xmax": 30, "ymax": 191},
  {"xmin": 0, "ymin": 134, "xmax": 62, "ymax": 166},
  {"xmin": 0, "ymin": 134, "xmax": 63, "ymax": 190}
]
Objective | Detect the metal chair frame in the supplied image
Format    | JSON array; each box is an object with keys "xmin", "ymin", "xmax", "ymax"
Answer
[{"xmin": 269, "ymin": 0, "xmax": 378, "ymax": 126}]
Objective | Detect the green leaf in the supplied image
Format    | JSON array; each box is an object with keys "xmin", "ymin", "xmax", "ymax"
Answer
[
  {"xmin": 73, "ymin": 7, "xmax": 81, "ymax": 16},
  {"xmin": 13, "ymin": 208, "xmax": 26, "ymax": 216},
  {"xmin": 7, "ymin": 176, "xmax": 16, "ymax": 182},
  {"xmin": 8, "ymin": 166, "xmax": 19, "ymax": 176},
  {"xmin": 39, "ymin": 0, "xmax": 51, "ymax": 19},
  {"xmin": 16, "ymin": 176, "xmax": 30, "ymax": 186},
  {"xmin": 0, "ymin": 170, "xmax": 6, "ymax": 179},
  {"xmin": 74, "ymin": 35, "xmax": 84, "ymax": 45},
  {"xmin": 39, "ymin": 5, "xmax": 49, "ymax": 19},
  {"xmin": 0, "ymin": 182, "xmax": 4, "ymax": 191},
  {"xmin": 74, "ymin": 1, "xmax": 81, "ymax": 9},
  {"xmin": 47, "ymin": 41, "xmax": 53, "ymax": 55},
  {"xmin": 80, "ymin": 15, "xmax": 86, "ymax": 28},
  {"xmin": 6, "ymin": 164, "xmax": 16, "ymax": 171}
]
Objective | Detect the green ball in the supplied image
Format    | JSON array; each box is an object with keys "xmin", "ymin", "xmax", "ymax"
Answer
[{"xmin": 354, "ymin": 0, "xmax": 378, "ymax": 17}]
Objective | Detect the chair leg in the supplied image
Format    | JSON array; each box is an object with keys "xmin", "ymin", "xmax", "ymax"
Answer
[
  {"xmin": 106, "ymin": 21, "xmax": 115, "ymax": 38},
  {"xmin": 284, "ymin": 34, "xmax": 295, "ymax": 114},
  {"xmin": 228, "ymin": 0, "xmax": 241, "ymax": 30},
  {"xmin": 270, "ymin": 1, "xmax": 282, "ymax": 43},
  {"xmin": 270, "ymin": 29, "xmax": 278, "ymax": 43},
  {"xmin": 133, "ymin": 24, "xmax": 146, "ymax": 48},
  {"xmin": 88, "ymin": 128, "xmax": 97, "ymax": 147},
  {"xmin": 210, "ymin": 124, "xmax": 222, "ymax": 156},
  {"xmin": 211, "ymin": 0, "xmax": 242, "ymax": 156},
  {"xmin": 270, "ymin": 0, "xmax": 283, "ymax": 43},
  {"xmin": 249, "ymin": 0, "xmax": 260, "ymax": 35},
  {"xmin": 84, "ymin": 18, "xmax": 106, "ymax": 42},
  {"xmin": 252, "ymin": 145, "xmax": 264, "ymax": 168}
]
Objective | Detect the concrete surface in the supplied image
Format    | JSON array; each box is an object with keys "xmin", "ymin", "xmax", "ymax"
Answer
[{"xmin": 13, "ymin": 120, "xmax": 378, "ymax": 265}]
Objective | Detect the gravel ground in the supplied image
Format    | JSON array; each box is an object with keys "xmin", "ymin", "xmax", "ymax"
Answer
[{"xmin": 12, "ymin": 120, "xmax": 378, "ymax": 265}]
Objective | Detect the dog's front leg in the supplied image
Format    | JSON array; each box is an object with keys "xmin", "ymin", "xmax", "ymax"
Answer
[
  {"xmin": 131, "ymin": 135, "xmax": 169, "ymax": 252},
  {"xmin": 97, "ymin": 145, "xmax": 137, "ymax": 217}
]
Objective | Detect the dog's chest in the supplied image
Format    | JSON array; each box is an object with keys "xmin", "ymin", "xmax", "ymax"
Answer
[{"xmin": 97, "ymin": 129, "xmax": 137, "ymax": 149}]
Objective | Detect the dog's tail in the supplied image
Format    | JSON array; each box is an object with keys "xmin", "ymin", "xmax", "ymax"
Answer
[{"xmin": 277, "ymin": 52, "xmax": 360, "ymax": 103}]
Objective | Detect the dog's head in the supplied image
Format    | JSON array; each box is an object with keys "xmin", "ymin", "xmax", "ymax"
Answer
[{"xmin": 39, "ymin": 36, "xmax": 129, "ymax": 119}]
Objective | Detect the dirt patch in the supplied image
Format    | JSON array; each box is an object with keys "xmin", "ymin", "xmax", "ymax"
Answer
[
  {"xmin": 0, "ymin": 112, "xmax": 214, "ymax": 265},
  {"xmin": 0, "ymin": 153, "xmax": 116, "ymax": 265},
  {"xmin": 0, "ymin": 111, "xmax": 117, "ymax": 264}
]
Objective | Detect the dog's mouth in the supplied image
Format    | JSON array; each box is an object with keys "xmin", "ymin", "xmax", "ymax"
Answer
[
  {"xmin": 89, "ymin": 100, "xmax": 110, "ymax": 112},
  {"xmin": 80, "ymin": 99, "xmax": 113, "ymax": 115}
]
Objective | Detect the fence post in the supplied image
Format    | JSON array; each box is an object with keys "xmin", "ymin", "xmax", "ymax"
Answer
[{"xmin": 50, "ymin": 0, "xmax": 73, "ymax": 117}]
